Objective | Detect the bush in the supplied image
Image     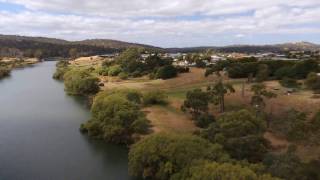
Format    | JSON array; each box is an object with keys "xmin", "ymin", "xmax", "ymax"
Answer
[
  {"xmin": 63, "ymin": 69, "xmax": 100, "ymax": 96},
  {"xmin": 108, "ymin": 65, "xmax": 122, "ymax": 76},
  {"xmin": 128, "ymin": 133, "xmax": 229, "ymax": 179},
  {"xmin": 195, "ymin": 113, "xmax": 215, "ymax": 128},
  {"xmin": 280, "ymin": 77, "xmax": 300, "ymax": 88},
  {"xmin": 55, "ymin": 60, "xmax": 69, "ymax": 68},
  {"xmin": 53, "ymin": 66, "xmax": 69, "ymax": 80},
  {"xmin": 118, "ymin": 72, "xmax": 129, "ymax": 80},
  {"xmin": 0, "ymin": 67, "xmax": 11, "ymax": 79},
  {"xmin": 156, "ymin": 65, "xmax": 178, "ymax": 79},
  {"xmin": 53, "ymin": 61, "xmax": 70, "ymax": 80},
  {"xmin": 81, "ymin": 91, "xmax": 149, "ymax": 144},
  {"xmin": 305, "ymin": 72, "xmax": 320, "ymax": 93},
  {"xmin": 143, "ymin": 90, "xmax": 168, "ymax": 105}
]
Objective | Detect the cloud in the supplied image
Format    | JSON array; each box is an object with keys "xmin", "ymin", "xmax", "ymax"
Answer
[{"xmin": 0, "ymin": 0, "xmax": 319, "ymax": 46}]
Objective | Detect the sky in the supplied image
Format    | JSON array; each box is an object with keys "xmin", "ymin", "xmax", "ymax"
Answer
[{"xmin": 0, "ymin": 0, "xmax": 320, "ymax": 47}]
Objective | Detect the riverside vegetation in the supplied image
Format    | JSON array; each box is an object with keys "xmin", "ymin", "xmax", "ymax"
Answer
[
  {"xmin": 55, "ymin": 48, "xmax": 320, "ymax": 180},
  {"xmin": 0, "ymin": 57, "xmax": 39, "ymax": 79}
]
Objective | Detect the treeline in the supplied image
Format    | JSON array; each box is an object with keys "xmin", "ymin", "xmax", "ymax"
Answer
[
  {"xmin": 207, "ymin": 58, "xmax": 319, "ymax": 80},
  {"xmin": 97, "ymin": 47, "xmax": 189, "ymax": 79},
  {"xmin": 0, "ymin": 39, "xmax": 117, "ymax": 58}
]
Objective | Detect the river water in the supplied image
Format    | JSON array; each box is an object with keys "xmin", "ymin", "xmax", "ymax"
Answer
[{"xmin": 0, "ymin": 62, "xmax": 130, "ymax": 180}]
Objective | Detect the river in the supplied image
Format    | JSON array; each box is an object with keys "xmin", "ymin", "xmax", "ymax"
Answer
[{"xmin": 0, "ymin": 61, "xmax": 130, "ymax": 180}]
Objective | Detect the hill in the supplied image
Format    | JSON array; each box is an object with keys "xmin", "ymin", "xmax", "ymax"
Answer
[
  {"xmin": 167, "ymin": 42, "xmax": 320, "ymax": 53},
  {"xmin": 0, "ymin": 34, "xmax": 319, "ymax": 58},
  {"xmin": 76, "ymin": 39, "xmax": 160, "ymax": 50},
  {"xmin": 0, "ymin": 34, "xmax": 161, "ymax": 58}
]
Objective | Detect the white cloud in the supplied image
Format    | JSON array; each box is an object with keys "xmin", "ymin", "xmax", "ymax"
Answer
[{"xmin": 0, "ymin": 0, "xmax": 319, "ymax": 46}]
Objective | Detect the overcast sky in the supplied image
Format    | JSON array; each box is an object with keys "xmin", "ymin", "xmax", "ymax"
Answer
[{"xmin": 0, "ymin": 0, "xmax": 320, "ymax": 47}]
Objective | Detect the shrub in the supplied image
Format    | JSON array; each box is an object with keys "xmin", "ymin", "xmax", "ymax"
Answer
[
  {"xmin": 52, "ymin": 61, "xmax": 70, "ymax": 80},
  {"xmin": 53, "ymin": 66, "xmax": 69, "ymax": 80},
  {"xmin": 95, "ymin": 66, "xmax": 109, "ymax": 76},
  {"xmin": 143, "ymin": 90, "xmax": 168, "ymax": 105},
  {"xmin": 128, "ymin": 133, "xmax": 229, "ymax": 179},
  {"xmin": 81, "ymin": 91, "xmax": 149, "ymax": 144},
  {"xmin": 280, "ymin": 77, "xmax": 300, "ymax": 88},
  {"xmin": 108, "ymin": 65, "xmax": 122, "ymax": 76},
  {"xmin": 0, "ymin": 67, "xmax": 11, "ymax": 79},
  {"xmin": 63, "ymin": 69, "xmax": 100, "ymax": 96},
  {"xmin": 118, "ymin": 72, "xmax": 129, "ymax": 80},
  {"xmin": 195, "ymin": 113, "xmax": 215, "ymax": 128},
  {"xmin": 156, "ymin": 65, "xmax": 178, "ymax": 79},
  {"xmin": 305, "ymin": 72, "xmax": 320, "ymax": 93},
  {"xmin": 55, "ymin": 60, "xmax": 69, "ymax": 68}
]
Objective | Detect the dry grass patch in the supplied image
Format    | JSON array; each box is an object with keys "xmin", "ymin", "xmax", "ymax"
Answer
[{"xmin": 143, "ymin": 105, "xmax": 198, "ymax": 134}]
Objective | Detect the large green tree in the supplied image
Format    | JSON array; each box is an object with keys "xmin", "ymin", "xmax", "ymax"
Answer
[
  {"xmin": 182, "ymin": 89, "xmax": 210, "ymax": 118},
  {"xmin": 80, "ymin": 90, "xmax": 149, "ymax": 144},
  {"xmin": 63, "ymin": 69, "xmax": 100, "ymax": 96},
  {"xmin": 128, "ymin": 133, "xmax": 229, "ymax": 180},
  {"xmin": 201, "ymin": 109, "xmax": 268, "ymax": 162}
]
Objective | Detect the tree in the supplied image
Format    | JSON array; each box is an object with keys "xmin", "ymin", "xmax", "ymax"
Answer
[
  {"xmin": 34, "ymin": 49, "xmax": 44, "ymax": 59},
  {"xmin": 117, "ymin": 47, "xmax": 143, "ymax": 74},
  {"xmin": 80, "ymin": 91, "xmax": 149, "ymax": 144},
  {"xmin": 181, "ymin": 89, "xmax": 210, "ymax": 118},
  {"xmin": 63, "ymin": 69, "xmax": 100, "ymax": 95},
  {"xmin": 280, "ymin": 77, "xmax": 300, "ymax": 88},
  {"xmin": 174, "ymin": 161, "xmax": 280, "ymax": 180},
  {"xmin": 128, "ymin": 133, "xmax": 229, "ymax": 179},
  {"xmin": 305, "ymin": 72, "xmax": 320, "ymax": 93},
  {"xmin": 251, "ymin": 83, "xmax": 276, "ymax": 119},
  {"xmin": 156, "ymin": 65, "xmax": 177, "ymax": 79},
  {"xmin": 256, "ymin": 64, "xmax": 269, "ymax": 82},
  {"xmin": 201, "ymin": 109, "xmax": 268, "ymax": 162},
  {"xmin": 207, "ymin": 79, "xmax": 235, "ymax": 113},
  {"xmin": 275, "ymin": 109, "xmax": 311, "ymax": 141},
  {"xmin": 142, "ymin": 90, "xmax": 168, "ymax": 105},
  {"xmin": 263, "ymin": 147, "xmax": 303, "ymax": 180},
  {"xmin": 68, "ymin": 48, "xmax": 78, "ymax": 59}
]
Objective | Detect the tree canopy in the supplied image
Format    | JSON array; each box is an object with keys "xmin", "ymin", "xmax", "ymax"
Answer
[
  {"xmin": 128, "ymin": 133, "xmax": 229, "ymax": 179},
  {"xmin": 63, "ymin": 69, "xmax": 100, "ymax": 96},
  {"xmin": 80, "ymin": 90, "xmax": 149, "ymax": 144},
  {"xmin": 201, "ymin": 110, "xmax": 268, "ymax": 162}
]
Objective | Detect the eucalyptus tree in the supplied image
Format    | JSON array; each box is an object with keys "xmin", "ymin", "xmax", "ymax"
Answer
[{"xmin": 207, "ymin": 79, "xmax": 235, "ymax": 113}]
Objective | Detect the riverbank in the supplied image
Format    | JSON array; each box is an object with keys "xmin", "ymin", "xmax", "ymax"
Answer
[{"xmin": 0, "ymin": 57, "xmax": 40, "ymax": 79}]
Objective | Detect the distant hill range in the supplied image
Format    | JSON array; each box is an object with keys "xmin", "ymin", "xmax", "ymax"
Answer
[
  {"xmin": 0, "ymin": 34, "xmax": 319, "ymax": 58},
  {"xmin": 167, "ymin": 42, "xmax": 320, "ymax": 53}
]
